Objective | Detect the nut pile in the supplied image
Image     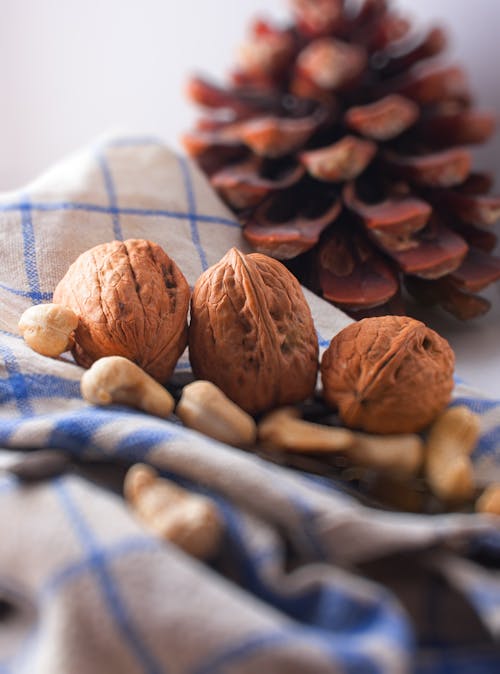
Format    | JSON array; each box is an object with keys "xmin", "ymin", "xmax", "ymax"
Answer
[{"xmin": 17, "ymin": 237, "xmax": 500, "ymax": 555}]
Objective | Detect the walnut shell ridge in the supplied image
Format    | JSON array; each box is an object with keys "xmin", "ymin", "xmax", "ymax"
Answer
[
  {"xmin": 188, "ymin": 247, "xmax": 319, "ymax": 415},
  {"xmin": 53, "ymin": 239, "xmax": 190, "ymax": 383},
  {"xmin": 321, "ymin": 316, "xmax": 455, "ymax": 434}
]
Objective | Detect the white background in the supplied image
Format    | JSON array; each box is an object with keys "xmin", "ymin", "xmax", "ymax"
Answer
[{"xmin": 1, "ymin": 0, "xmax": 500, "ymax": 395}]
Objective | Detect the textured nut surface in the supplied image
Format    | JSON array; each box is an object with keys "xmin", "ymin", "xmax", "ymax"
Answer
[
  {"xmin": 189, "ymin": 247, "xmax": 319, "ymax": 414},
  {"xmin": 53, "ymin": 239, "xmax": 190, "ymax": 382},
  {"xmin": 124, "ymin": 463, "xmax": 222, "ymax": 559},
  {"xmin": 18, "ymin": 303, "xmax": 78, "ymax": 357},
  {"xmin": 321, "ymin": 316, "xmax": 455, "ymax": 434}
]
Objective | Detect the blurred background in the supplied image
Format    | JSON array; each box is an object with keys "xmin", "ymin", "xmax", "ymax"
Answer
[{"xmin": 1, "ymin": 0, "xmax": 500, "ymax": 394}]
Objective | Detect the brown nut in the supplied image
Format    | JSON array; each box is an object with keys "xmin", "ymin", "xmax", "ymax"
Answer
[
  {"xmin": 188, "ymin": 247, "xmax": 318, "ymax": 414},
  {"xmin": 321, "ymin": 316, "xmax": 455, "ymax": 434},
  {"xmin": 53, "ymin": 239, "xmax": 190, "ymax": 383}
]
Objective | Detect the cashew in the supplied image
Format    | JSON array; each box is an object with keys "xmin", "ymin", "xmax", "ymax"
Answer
[
  {"xmin": 258, "ymin": 407, "xmax": 355, "ymax": 452},
  {"xmin": 476, "ymin": 484, "xmax": 500, "ymax": 515},
  {"xmin": 425, "ymin": 405, "xmax": 480, "ymax": 503},
  {"xmin": 81, "ymin": 356, "xmax": 174, "ymax": 418},
  {"xmin": 176, "ymin": 380, "xmax": 257, "ymax": 447},
  {"xmin": 350, "ymin": 432, "xmax": 424, "ymax": 477},
  {"xmin": 124, "ymin": 463, "xmax": 223, "ymax": 559},
  {"xmin": 18, "ymin": 303, "xmax": 78, "ymax": 357},
  {"xmin": 258, "ymin": 407, "xmax": 423, "ymax": 476}
]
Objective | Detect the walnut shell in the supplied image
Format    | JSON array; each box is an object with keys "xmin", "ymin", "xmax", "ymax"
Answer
[
  {"xmin": 189, "ymin": 247, "xmax": 319, "ymax": 414},
  {"xmin": 321, "ymin": 316, "xmax": 455, "ymax": 434},
  {"xmin": 53, "ymin": 239, "xmax": 190, "ymax": 383}
]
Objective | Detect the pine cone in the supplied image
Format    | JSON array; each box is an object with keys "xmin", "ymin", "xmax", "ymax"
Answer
[{"xmin": 183, "ymin": 0, "xmax": 500, "ymax": 320}]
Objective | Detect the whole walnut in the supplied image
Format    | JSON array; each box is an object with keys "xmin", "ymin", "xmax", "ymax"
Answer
[
  {"xmin": 321, "ymin": 316, "xmax": 455, "ymax": 434},
  {"xmin": 189, "ymin": 247, "xmax": 318, "ymax": 414},
  {"xmin": 53, "ymin": 239, "xmax": 190, "ymax": 383}
]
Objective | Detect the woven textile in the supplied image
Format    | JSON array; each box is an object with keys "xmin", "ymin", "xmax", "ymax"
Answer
[{"xmin": 0, "ymin": 136, "xmax": 499, "ymax": 673}]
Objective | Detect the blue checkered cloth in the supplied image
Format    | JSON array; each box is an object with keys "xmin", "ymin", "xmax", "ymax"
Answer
[{"xmin": 0, "ymin": 136, "xmax": 499, "ymax": 673}]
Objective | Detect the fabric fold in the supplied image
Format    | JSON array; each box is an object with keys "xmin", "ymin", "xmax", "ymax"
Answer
[{"xmin": 0, "ymin": 136, "xmax": 499, "ymax": 673}]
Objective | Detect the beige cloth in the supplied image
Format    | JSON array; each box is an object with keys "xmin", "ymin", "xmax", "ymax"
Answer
[{"xmin": 0, "ymin": 136, "xmax": 498, "ymax": 674}]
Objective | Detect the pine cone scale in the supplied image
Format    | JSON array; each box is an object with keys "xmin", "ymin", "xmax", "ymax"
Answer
[
  {"xmin": 344, "ymin": 94, "xmax": 419, "ymax": 141},
  {"xmin": 300, "ymin": 136, "xmax": 377, "ymax": 181},
  {"xmin": 184, "ymin": 0, "xmax": 500, "ymax": 320},
  {"xmin": 383, "ymin": 148, "xmax": 472, "ymax": 188}
]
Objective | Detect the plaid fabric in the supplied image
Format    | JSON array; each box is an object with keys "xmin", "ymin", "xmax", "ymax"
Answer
[{"xmin": 0, "ymin": 136, "xmax": 499, "ymax": 674}]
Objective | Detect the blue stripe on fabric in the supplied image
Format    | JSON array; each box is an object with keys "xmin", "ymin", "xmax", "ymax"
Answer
[
  {"xmin": 46, "ymin": 410, "xmax": 122, "ymax": 455},
  {"xmin": 215, "ymin": 499, "xmax": 412, "ymax": 669},
  {"xmin": 0, "ymin": 408, "xmax": 130, "ymax": 453},
  {"xmin": 97, "ymin": 151, "xmax": 122, "ymax": 240},
  {"xmin": 193, "ymin": 625, "xmax": 390, "ymax": 674},
  {"xmin": 0, "ymin": 281, "xmax": 52, "ymax": 302},
  {"xmin": 452, "ymin": 397, "xmax": 500, "ymax": 414},
  {"xmin": 0, "ymin": 476, "xmax": 18, "ymax": 497},
  {"xmin": 0, "ymin": 201, "xmax": 240, "ymax": 228},
  {"xmin": 288, "ymin": 493, "xmax": 328, "ymax": 561},
  {"xmin": 474, "ymin": 427, "xmax": 500, "ymax": 459},
  {"xmin": 41, "ymin": 535, "xmax": 163, "ymax": 598},
  {"xmin": 177, "ymin": 155, "xmax": 208, "ymax": 271},
  {"xmin": 0, "ymin": 419, "xmax": 21, "ymax": 444},
  {"xmin": 316, "ymin": 331, "xmax": 330, "ymax": 349},
  {"xmin": 0, "ymin": 374, "xmax": 80, "ymax": 406},
  {"xmin": 175, "ymin": 360, "xmax": 192, "ymax": 371},
  {"xmin": 0, "ymin": 329, "xmax": 22, "ymax": 340},
  {"xmin": 1, "ymin": 533, "xmax": 164, "ymax": 674},
  {"xmin": 0, "ymin": 408, "xmax": 173, "ymax": 457},
  {"xmin": 0, "ymin": 343, "xmax": 33, "ymax": 416},
  {"xmin": 115, "ymin": 427, "xmax": 179, "ymax": 460},
  {"xmin": 191, "ymin": 630, "xmax": 305, "ymax": 674},
  {"xmin": 192, "ymin": 494, "xmax": 411, "ymax": 673},
  {"xmin": 19, "ymin": 196, "xmax": 41, "ymax": 301},
  {"xmin": 54, "ymin": 481, "xmax": 165, "ymax": 674},
  {"xmin": 469, "ymin": 584, "xmax": 500, "ymax": 616}
]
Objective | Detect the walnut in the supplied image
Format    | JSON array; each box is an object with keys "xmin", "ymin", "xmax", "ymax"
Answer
[
  {"xmin": 320, "ymin": 316, "xmax": 455, "ymax": 434},
  {"xmin": 188, "ymin": 247, "xmax": 318, "ymax": 414},
  {"xmin": 53, "ymin": 239, "xmax": 190, "ymax": 383}
]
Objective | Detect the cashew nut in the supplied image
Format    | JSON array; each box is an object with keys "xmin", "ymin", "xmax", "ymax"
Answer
[
  {"xmin": 18, "ymin": 303, "xmax": 78, "ymax": 357},
  {"xmin": 81, "ymin": 356, "xmax": 174, "ymax": 418},
  {"xmin": 476, "ymin": 484, "xmax": 500, "ymax": 515},
  {"xmin": 258, "ymin": 407, "xmax": 354, "ymax": 452},
  {"xmin": 176, "ymin": 380, "xmax": 257, "ymax": 447},
  {"xmin": 124, "ymin": 463, "xmax": 223, "ymax": 559},
  {"xmin": 349, "ymin": 432, "xmax": 424, "ymax": 477},
  {"xmin": 258, "ymin": 407, "xmax": 423, "ymax": 476},
  {"xmin": 425, "ymin": 405, "xmax": 480, "ymax": 503}
]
